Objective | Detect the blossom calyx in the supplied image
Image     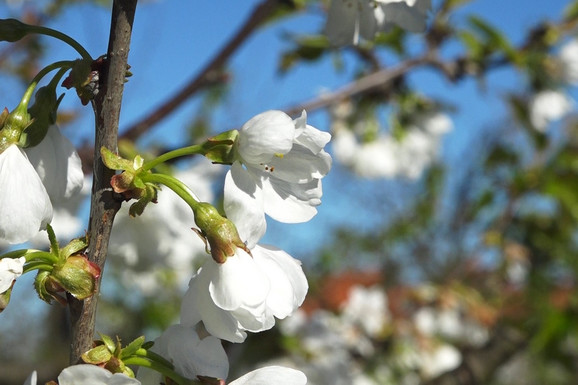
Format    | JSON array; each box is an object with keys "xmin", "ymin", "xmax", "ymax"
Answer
[
  {"xmin": 202, "ymin": 129, "xmax": 239, "ymax": 164},
  {"xmin": 193, "ymin": 202, "xmax": 250, "ymax": 263},
  {"xmin": 36, "ymin": 254, "xmax": 101, "ymax": 304},
  {"xmin": 0, "ymin": 104, "xmax": 32, "ymax": 153},
  {"xmin": 82, "ymin": 334, "xmax": 145, "ymax": 378}
]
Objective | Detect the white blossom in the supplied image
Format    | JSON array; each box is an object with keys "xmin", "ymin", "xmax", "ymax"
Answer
[
  {"xmin": 137, "ymin": 324, "xmax": 228, "ymax": 384},
  {"xmin": 58, "ymin": 365, "xmax": 141, "ymax": 385},
  {"xmin": 0, "ymin": 256, "xmax": 25, "ymax": 294},
  {"xmin": 25, "ymin": 124, "xmax": 84, "ymax": 200},
  {"xmin": 324, "ymin": 0, "xmax": 431, "ymax": 46},
  {"xmin": 0, "ymin": 144, "xmax": 52, "ymax": 244},
  {"xmin": 225, "ymin": 110, "xmax": 331, "ymax": 242},
  {"xmin": 558, "ymin": 38, "xmax": 578, "ymax": 85},
  {"xmin": 529, "ymin": 90, "xmax": 573, "ymax": 131},
  {"xmin": 181, "ymin": 244, "xmax": 307, "ymax": 343},
  {"xmin": 341, "ymin": 285, "xmax": 390, "ymax": 337},
  {"xmin": 229, "ymin": 366, "xmax": 307, "ymax": 385}
]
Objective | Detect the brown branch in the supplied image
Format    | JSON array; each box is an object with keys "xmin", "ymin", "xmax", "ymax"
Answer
[
  {"xmin": 120, "ymin": 0, "xmax": 282, "ymax": 142},
  {"xmin": 68, "ymin": 0, "xmax": 138, "ymax": 365}
]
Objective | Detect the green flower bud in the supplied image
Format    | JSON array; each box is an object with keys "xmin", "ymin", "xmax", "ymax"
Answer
[
  {"xmin": 0, "ymin": 287, "xmax": 13, "ymax": 313},
  {"xmin": 20, "ymin": 85, "xmax": 63, "ymax": 148},
  {"xmin": 0, "ymin": 19, "xmax": 29, "ymax": 42},
  {"xmin": 193, "ymin": 202, "xmax": 250, "ymax": 263}
]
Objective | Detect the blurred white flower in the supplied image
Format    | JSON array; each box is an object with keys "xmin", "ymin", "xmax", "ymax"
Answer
[
  {"xmin": 0, "ymin": 256, "xmax": 25, "ymax": 294},
  {"xmin": 559, "ymin": 38, "xmax": 578, "ymax": 85},
  {"xmin": 529, "ymin": 90, "xmax": 573, "ymax": 131},
  {"xmin": 137, "ymin": 324, "xmax": 228, "ymax": 384},
  {"xmin": 324, "ymin": 0, "xmax": 431, "ymax": 46},
  {"xmin": 0, "ymin": 144, "xmax": 52, "ymax": 244},
  {"xmin": 342, "ymin": 285, "xmax": 389, "ymax": 336},
  {"xmin": 225, "ymin": 110, "xmax": 331, "ymax": 245},
  {"xmin": 419, "ymin": 343, "xmax": 462, "ymax": 379},
  {"xmin": 25, "ymin": 124, "xmax": 84, "ymax": 200},
  {"xmin": 57, "ymin": 365, "xmax": 141, "ymax": 385}
]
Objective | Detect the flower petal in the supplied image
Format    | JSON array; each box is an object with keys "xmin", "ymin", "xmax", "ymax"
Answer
[
  {"xmin": 0, "ymin": 256, "xmax": 26, "ymax": 293},
  {"xmin": 261, "ymin": 177, "xmax": 322, "ymax": 223},
  {"xmin": 229, "ymin": 366, "xmax": 307, "ymax": 385},
  {"xmin": 0, "ymin": 144, "xmax": 52, "ymax": 244},
  {"xmin": 238, "ymin": 111, "xmax": 295, "ymax": 164},
  {"xmin": 224, "ymin": 163, "xmax": 266, "ymax": 248}
]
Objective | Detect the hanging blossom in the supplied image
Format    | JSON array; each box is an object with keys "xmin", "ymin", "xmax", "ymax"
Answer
[
  {"xmin": 137, "ymin": 323, "xmax": 229, "ymax": 384},
  {"xmin": 24, "ymin": 365, "xmax": 140, "ymax": 385},
  {"xmin": 224, "ymin": 110, "xmax": 331, "ymax": 242},
  {"xmin": 0, "ymin": 143, "xmax": 53, "ymax": 244},
  {"xmin": 25, "ymin": 124, "xmax": 84, "ymax": 200},
  {"xmin": 0, "ymin": 256, "xmax": 26, "ymax": 294},
  {"xmin": 181, "ymin": 189, "xmax": 309, "ymax": 343},
  {"xmin": 324, "ymin": 0, "xmax": 431, "ymax": 46},
  {"xmin": 529, "ymin": 89, "xmax": 573, "ymax": 132}
]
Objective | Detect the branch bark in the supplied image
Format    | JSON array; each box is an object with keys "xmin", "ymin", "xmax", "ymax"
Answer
[{"xmin": 68, "ymin": 0, "xmax": 138, "ymax": 365}]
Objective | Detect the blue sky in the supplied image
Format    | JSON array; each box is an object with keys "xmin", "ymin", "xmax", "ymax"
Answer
[{"xmin": 0, "ymin": 0, "xmax": 576, "ymax": 260}]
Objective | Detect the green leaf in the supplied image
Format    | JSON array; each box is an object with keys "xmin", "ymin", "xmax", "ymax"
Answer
[
  {"xmin": 99, "ymin": 333, "xmax": 117, "ymax": 354},
  {"xmin": 101, "ymin": 146, "xmax": 133, "ymax": 171}
]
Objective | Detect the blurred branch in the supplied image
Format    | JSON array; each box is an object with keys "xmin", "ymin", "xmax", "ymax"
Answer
[
  {"xmin": 119, "ymin": 0, "xmax": 284, "ymax": 142},
  {"xmin": 68, "ymin": 0, "xmax": 137, "ymax": 365}
]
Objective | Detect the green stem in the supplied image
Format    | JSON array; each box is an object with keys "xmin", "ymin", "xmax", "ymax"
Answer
[
  {"xmin": 24, "ymin": 251, "xmax": 59, "ymax": 265},
  {"xmin": 27, "ymin": 24, "xmax": 92, "ymax": 60},
  {"xmin": 123, "ymin": 356, "xmax": 200, "ymax": 385},
  {"xmin": 19, "ymin": 60, "xmax": 75, "ymax": 109},
  {"xmin": 141, "ymin": 144, "xmax": 205, "ymax": 172},
  {"xmin": 141, "ymin": 173, "xmax": 201, "ymax": 211},
  {"xmin": 0, "ymin": 249, "xmax": 40, "ymax": 260}
]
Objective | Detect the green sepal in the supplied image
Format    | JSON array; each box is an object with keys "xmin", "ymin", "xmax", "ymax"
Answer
[
  {"xmin": 82, "ymin": 344, "xmax": 113, "ymax": 365},
  {"xmin": 59, "ymin": 236, "xmax": 88, "ymax": 260},
  {"xmin": 20, "ymin": 87, "xmax": 64, "ymax": 148},
  {"xmin": 202, "ymin": 129, "xmax": 238, "ymax": 164},
  {"xmin": 101, "ymin": 146, "xmax": 134, "ymax": 171},
  {"xmin": 121, "ymin": 336, "xmax": 146, "ymax": 359}
]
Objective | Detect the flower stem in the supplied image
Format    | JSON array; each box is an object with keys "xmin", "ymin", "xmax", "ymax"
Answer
[
  {"xmin": 19, "ymin": 60, "xmax": 74, "ymax": 109},
  {"xmin": 141, "ymin": 144, "xmax": 205, "ymax": 172},
  {"xmin": 123, "ymin": 355, "xmax": 201, "ymax": 385},
  {"xmin": 27, "ymin": 24, "xmax": 92, "ymax": 60},
  {"xmin": 141, "ymin": 173, "xmax": 202, "ymax": 212}
]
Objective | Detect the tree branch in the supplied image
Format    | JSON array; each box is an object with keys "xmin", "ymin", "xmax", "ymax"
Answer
[{"xmin": 68, "ymin": 0, "xmax": 138, "ymax": 365}]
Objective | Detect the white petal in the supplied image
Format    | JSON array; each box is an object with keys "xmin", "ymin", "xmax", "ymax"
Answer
[
  {"xmin": 58, "ymin": 365, "xmax": 140, "ymax": 385},
  {"xmin": 208, "ymin": 250, "xmax": 269, "ymax": 311},
  {"xmin": 293, "ymin": 111, "xmax": 332, "ymax": 154},
  {"xmin": 324, "ymin": 0, "xmax": 360, "ymax": 46},
  {"xmin": 253, "ymin": 245, "xmax": 308, "ymax": 319},
  {"xmin": 0, "ymin": 144, "xmax": 52, "ymax": 244},
  {"xmin": 238, "ymin": 111, "xmax": 295, "ymax": 165},
  {"xmin": 181, "ymin": 270, "xmax": 247, "ymax": 343},
  {"xmin": 229, "ymin": 366, "xmax": 307, "ymax": 385},
  {"xmin": 0, "ymin": 256, "xmax": 26, "ymax": 293},
  {"xmin": 25, "ymin": 125, "xmax": 83, "ymax": 199},
  {"xmin": 263, "ymin": 145, "xmax": 332, "ymax": 183},
  {"xmin": 153, "ymin": 324, "xmax": 229, "ymax": 380},
  {"xmin": 223, "ymin": 163, "xmax": 266, "ymax": 248},
  {"xmin": 23, "ymin": 371, "xmax": 37, "ymax": 385},
  {"xmin": 261, "ymin": 177, "xmax": 321, "ymax": 223}
]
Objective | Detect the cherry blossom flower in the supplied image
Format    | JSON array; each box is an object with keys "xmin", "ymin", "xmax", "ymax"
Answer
[
  {"xmin": 558, "ymin": 38, "xmax": 578, "ymax": 85},
  {"xmin": 25, "ymin": 365, "xmax": 140, "ymax": 385},
  {"xmin": 181, "ymin": 243, "xmax": 307, "ymax": 343},
  {"xmin": 225, "ymin": 110, "xmax": 331, "ymax": 243},
  {"xmin": 0, "ymin": 256, "xmax": 25, "ymax": 294},
  {"xmin": 25, "ymin": 124, "xmax": 84, "ymax": 200},
  {"xmin": 529, "ymin": 90, "xmax": 573, "ymax": 131},
  {"xmin": 324, "ymin": 0, "xmax": 431, "ymax": 46},
  {"xmin": 228, "ymin": 366, "xmax": 307, "ymax": 385},
  {"xmin": 137, "ymin": 324, "xmax": 229, "ymax": 384},
  {"xmin": 0, "ymin": 143, "xmax": 53, "ymax": 244}
]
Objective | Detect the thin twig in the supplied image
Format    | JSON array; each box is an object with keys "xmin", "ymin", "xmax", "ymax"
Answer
[{"xmin": 68, "ymin": 0, "xmax": 138, "ymax": 365}]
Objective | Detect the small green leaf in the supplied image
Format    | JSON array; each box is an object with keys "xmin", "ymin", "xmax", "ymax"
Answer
[{"xmin": 121, "ymin": 336, "xmax": 146, "ymax": 359}]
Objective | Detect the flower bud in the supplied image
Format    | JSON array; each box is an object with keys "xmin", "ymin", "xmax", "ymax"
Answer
[
  {"xmin": 0, "ymin": 287, "xmax": 13, "ymax": 313},
  {"xmin": 35, "ymin": 255, "xmax": 101, "ymax": 304},
  {"xmin": 20, "ymin": 85, "xmax": 62, "ymax": 148},
  {"xmin": 0, "ymin": 19, "xmax": 29, "ymax": 42},
  {"xmin": 193, "ymin": 202, "xmax": 250, "ymax": 263}
]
